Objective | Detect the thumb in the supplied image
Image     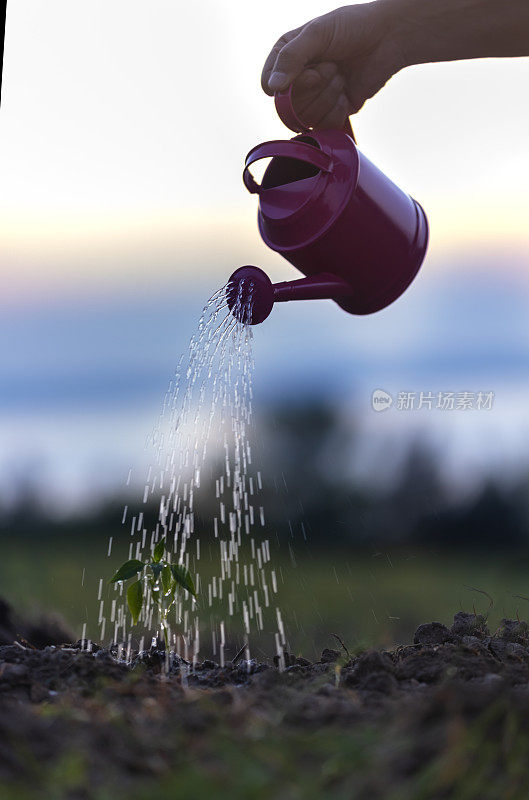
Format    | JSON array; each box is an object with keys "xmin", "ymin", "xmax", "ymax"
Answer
[{"xmin": 268, "ymin": 24, "xmax": 322, "ymax": 92}]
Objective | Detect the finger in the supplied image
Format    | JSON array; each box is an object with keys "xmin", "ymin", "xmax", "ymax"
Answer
[
  {"xmin": 268, "ymin": 21, "xmax": 324, "ymax": 93},
  {"xmin": 261, "ymin": 27, "xmax": 303, "ymax": 96},
  {"xmin": 346, "ymin": 43, "xmax": 404, "ymax": 113},
  {"xmin": 295, "ymin": 72, "xmax": 345, "ymax": 129},
  {"xmin": 294, "ymin": 67, "xmax": 325, "ymax": 96},
  {"xmin": 290, "ymin": 62, "xmax": 338, "ymax": 105},
  {"xmin": 295, "ymin": 62, "xmax": 340, "ymax": 101},
  {"xmin": 311, "ymin": 92, "xmax": 350, "ymax": 130},
  {"xmin": 346, "ymin": 61, "xmax": 384, "ymax": 113}
]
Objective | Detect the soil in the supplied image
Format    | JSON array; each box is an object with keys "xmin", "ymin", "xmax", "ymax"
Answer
[{"xmin": 3, "ymin": 599, "xmax": 529, "ymax": 799}]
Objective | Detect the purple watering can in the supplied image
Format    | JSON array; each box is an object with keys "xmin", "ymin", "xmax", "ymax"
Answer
[{"xmin": 227, "ymin": 87, "xmax": 429, "ymax": 325}]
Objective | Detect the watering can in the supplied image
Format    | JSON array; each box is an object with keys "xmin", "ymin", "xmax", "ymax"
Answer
[{"xmin": 227, "ymin": 86, "xmax": 428, "ymax": 325}]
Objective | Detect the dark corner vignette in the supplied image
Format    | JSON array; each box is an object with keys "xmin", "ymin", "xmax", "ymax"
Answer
[{"xmin": 0, "ymin": 0, "xmax": 6, "ymax": 105}]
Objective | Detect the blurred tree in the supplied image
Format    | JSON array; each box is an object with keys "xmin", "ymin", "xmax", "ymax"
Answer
[
  {"xmin": 414, "ymin": 482, "xmax": 527, "ymax": 550},
  {"xmin": 2, "ymin": 401, "xmax": 529, "ymax": 551},
  {"xmin": 257, "ymin": 402, "xmax": 372, "ymax": 547},
  {"xmin": 373, "ymin": 440, "xmax": 449, "ymax": 544}
]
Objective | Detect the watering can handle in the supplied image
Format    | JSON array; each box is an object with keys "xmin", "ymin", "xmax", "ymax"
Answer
[
  {"xmin": 274, "ymin": 84, "xmax": 356, "ymax": 143},
  {"xmin": 243, "ymin": 139, "xmax": 333, "ymax": 195}
]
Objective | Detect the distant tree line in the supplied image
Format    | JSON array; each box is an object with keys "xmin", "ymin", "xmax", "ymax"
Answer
[{"xmin": 1, "ymin": 401, "xmax": 528, "ymax": 551}]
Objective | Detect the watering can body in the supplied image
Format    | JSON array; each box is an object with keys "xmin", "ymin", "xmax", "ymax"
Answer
[{"xmin": 241, "ymin": 92, "xmax": 428, "ymax": 317}]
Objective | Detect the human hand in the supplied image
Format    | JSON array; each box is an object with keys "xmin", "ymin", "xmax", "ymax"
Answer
[
  {"xmin": 262, "ymin": 0, "xmax": 529, "ymax": 130},
  {"xmin": 261, "ymin": 3, "xmax": 405, "ymax": 128}
]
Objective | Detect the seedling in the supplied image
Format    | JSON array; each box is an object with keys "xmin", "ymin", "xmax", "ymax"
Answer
[{"xmin": 109, "ymin": 537, "xmax": 196, "ymax": 649}]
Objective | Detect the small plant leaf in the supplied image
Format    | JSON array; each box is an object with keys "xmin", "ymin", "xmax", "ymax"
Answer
[
  {"xmin": 171, "ymin": 564, "xmax": 196, "ymax": 597},
  {"xmin": 109, "ymin": 559, "xmax": 144, "ymax": 583},
  {"xmin": 151, "ymin": 563, "xmax": 163, "ymax": 580},
  {"xmin": 161, "ymin": 564, "xmax": 173, "ymax": 595},
  {"xmin": 152, "ymin": 536, "xmax": 166, "ymax": 564},
  {"xmin": 127, "ymin": 580, "xmax": 143, "ymax": 625}
]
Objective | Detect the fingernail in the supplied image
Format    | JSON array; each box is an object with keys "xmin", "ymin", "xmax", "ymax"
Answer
[{"xmin": 268, "ymin": 72, "xmax": 289, "ymax": 91}]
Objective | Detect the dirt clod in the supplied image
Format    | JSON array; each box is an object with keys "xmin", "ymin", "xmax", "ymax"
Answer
[
  {"xmin": 451, "ymin": 610, "xmax": 489, "ymax": 638},
  {"xmin": 498, "ymin": 618, "xmax": 529, "ymax": 643},
  {"xmin": 0, "ymin": 597, "xmax": 74, "ymax": 648},
  {"xmin": 320, "ymin": 648, "xmax": 341, "ymax": 663},
  {"xmin": 413, "ymin": 621, "xmax": 452, "ymax": 645}
]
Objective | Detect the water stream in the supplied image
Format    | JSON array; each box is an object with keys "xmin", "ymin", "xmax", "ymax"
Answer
[{"xmin": 98, "ymin": 282, "xmax": 286, "ymax": 667}]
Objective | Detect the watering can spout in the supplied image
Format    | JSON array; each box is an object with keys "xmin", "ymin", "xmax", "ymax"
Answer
[{"xmin": 227, "ymin": 266, "xmax": 351, "ymax": 326}]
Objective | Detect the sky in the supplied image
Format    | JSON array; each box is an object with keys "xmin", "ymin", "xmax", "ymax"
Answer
[
  {"xmin": 1, "ymin": 0, "xmax": 529, "ymax": 300},
  {"xmin": 0, "ymin": 1, "xmax": 529, "ymax": 511}
]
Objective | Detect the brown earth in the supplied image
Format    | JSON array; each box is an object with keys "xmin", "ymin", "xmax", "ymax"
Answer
[{"xmin": 2, "ymin": 599, "xmax": 529, "ymax": 799}]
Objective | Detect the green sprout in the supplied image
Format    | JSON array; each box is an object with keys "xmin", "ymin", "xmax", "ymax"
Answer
[{"xmin": 109, "ymin": 536, "xmax": 196, "ymax": 650}]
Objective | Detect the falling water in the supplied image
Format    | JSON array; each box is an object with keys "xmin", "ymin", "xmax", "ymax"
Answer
[{"xmin": 99, "ymin": 281, "xmax": 287, "ymax": 666}]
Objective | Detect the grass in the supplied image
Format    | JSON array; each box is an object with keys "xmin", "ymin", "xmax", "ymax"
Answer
[{"xmin": 2, "ymin": 533, "xmax": 529, "ymax": 655}]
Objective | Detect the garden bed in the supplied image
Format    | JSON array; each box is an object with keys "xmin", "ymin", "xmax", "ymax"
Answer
[{"xmin": 2, "ymin": 598, "xmax": 529, "ymax": 799}]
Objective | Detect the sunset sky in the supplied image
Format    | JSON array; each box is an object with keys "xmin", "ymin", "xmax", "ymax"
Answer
[
  {"xmin": 1, "ymin": 0, "xmax": 528, "ymax": 302},
  {"xmin": 1, "ymin": 1, "xmax": 528, "ymax": 510}
]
